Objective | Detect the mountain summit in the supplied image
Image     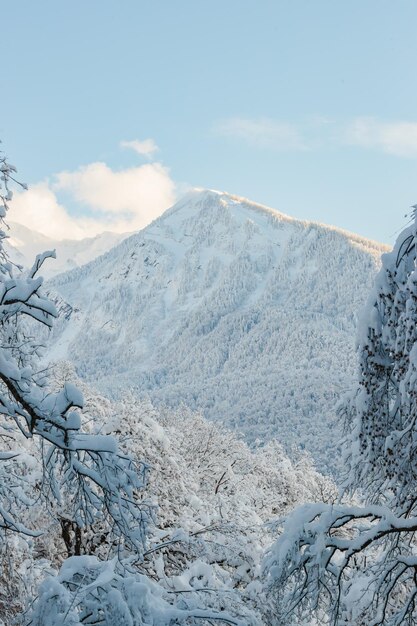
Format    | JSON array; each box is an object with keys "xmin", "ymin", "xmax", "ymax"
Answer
[{"xmin": 49, "ymin": 190, "xmax": 388, "ymax": 471}]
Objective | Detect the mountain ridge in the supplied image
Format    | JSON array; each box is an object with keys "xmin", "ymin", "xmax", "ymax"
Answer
[
  {"xmin": 6, "ymin": 221, "xmax": 128, "ymax": 278},
  {"xmin": 46, "ymin": 189, "xmax": 388, "ymax": 472}
]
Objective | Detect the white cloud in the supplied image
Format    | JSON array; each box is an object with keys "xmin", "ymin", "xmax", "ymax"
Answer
[
  {"xmin": 215, "ymin": 115, "xmax": 417, "ymax": 158},
  {"xmin": 344, "ymin": 117, "xmax": 417, "ymax": 157},
  {"xmin": 120, "ymin": 138, "xmax": 159, "ymax": 157},
  {"xmin": 214, "ymin": 117, "xmax": 307, "ymax": 150},
  {"xmin": 9, "ymin": 160, "xmax": 176, "ymax": 241},
  {"xmin": 54, "ymin": 161, "xmax": 174, "ymax": 216},
  {"xmin": 9, "ymin": 183, "xmax": 89, "ymax": 240}
]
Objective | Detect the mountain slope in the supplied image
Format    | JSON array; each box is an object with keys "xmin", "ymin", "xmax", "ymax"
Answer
[
  {"xmin": 48, "ymin": 190, "xmax": 388, "ymax": 472},
  {"xmin": 6, "ymin": 222, "xmax": 127, "ymax": 278}
]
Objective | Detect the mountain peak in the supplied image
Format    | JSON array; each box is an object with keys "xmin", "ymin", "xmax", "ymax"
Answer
[
  {"xmin": 154, "ymin": 187, "xmax": 388, "ymax": 256},
  {"xmin": 163, "ymin": 187, "xmax": 292, "ymax": 221}
]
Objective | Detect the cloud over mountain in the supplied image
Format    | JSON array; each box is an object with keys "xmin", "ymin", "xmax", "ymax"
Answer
[{"xmin": 10, "ymin": 155, "xmax": 176, "ymax": 240}]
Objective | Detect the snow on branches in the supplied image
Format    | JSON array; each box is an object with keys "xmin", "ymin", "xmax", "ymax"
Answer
[
  {"xmin": 0, "ymin": 150, "xmax": 153, "ymax": 613},
  {"xmin": 27, "ymin": 555, "xmax": 249, "ymax": 626},
  {"xmin": 0, "ymin": 163, "xmax": 151, "ymax": 549}
]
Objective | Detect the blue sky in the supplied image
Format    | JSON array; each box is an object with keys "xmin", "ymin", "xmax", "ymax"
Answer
[{"xmin": 2, "ymin": 1, "xmax": 417, "ymax": 242}]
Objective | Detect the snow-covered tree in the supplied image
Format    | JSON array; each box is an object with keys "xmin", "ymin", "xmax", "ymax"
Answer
[
  {"xmin": 0, "ymin": 150, "xmax": 150, "ymax": 553},
  {"xmin": 264, "ymin": 211, "xmax": 417, "ymax": 625},
  {"xmin": 28, "ymin": 555, "xmax": 251, "ymax": 626}
]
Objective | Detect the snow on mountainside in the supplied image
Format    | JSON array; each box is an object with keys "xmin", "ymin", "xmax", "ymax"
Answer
[
  {"xmin": 47, "ymin": 190, "xmax": 388, "ymax": 472},
  {"xmin": 5, "ymin": 222, "xmax": 127, "ymax": 278}
]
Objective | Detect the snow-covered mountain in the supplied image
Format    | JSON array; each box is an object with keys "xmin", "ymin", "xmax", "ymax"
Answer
[
  {"xmin": 6, "ymin": 222, "xmax": 127, "ymax": 278},
  {"xmin": 48, "ymin": 190, "xmax": 388, "ymax": 472}
]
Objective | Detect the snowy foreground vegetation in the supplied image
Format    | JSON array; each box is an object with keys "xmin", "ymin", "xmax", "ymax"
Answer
[
  {"xmin": 2, "ymin": 147, "xmax": 417, "ymax": 624},
  {"xmin": 6, "ymin": 363, "xmax": 333, "ymax": 625}
]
